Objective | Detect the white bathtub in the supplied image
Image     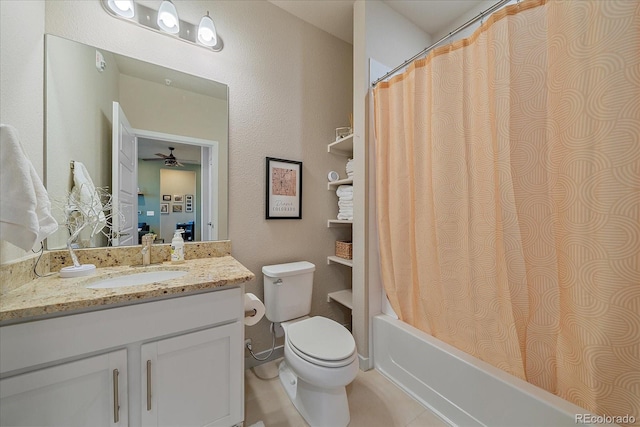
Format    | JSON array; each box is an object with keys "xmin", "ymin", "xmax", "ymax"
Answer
[{"xmin": 373, "ymin": 314, "xmax": 597, "ymax": 427}]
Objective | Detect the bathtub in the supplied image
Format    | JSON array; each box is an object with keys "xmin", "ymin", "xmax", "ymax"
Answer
[{"xmin": 373, "ymin": 314, "xmax": 597, "ymax": 427}]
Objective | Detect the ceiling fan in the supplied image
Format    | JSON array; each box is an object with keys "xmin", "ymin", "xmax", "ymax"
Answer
[{"xmin": 142, "ymin": 146, "xmax": 184, "ymax": 167}]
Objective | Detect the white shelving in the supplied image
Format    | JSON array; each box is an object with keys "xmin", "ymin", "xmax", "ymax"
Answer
[
  {"xmin": 327, "ymin": 255, "xmax": 353, "ymax": 268},
  {"xmin": 327, "ymin": 220, "xmax": 353, "ymax": 227},
  {"xmin": 327, "ymin": 290, "xmax": 353, "ymax": 310},
  {"xmin": 328, "ymin": 134, "xmax": 353, "ymax": 156},
  {"xmin": 327, "ymin": 130, "xmax": 353, "ymax": 312},
  {"xmin": 327, "ymin": 177, "xmax": 353, "ymax": 190}
]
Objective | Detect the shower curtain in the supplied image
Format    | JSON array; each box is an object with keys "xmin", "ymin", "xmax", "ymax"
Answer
[{"xmin": 373, "ymin": 0, "xmax": 639, "ymax": 420}]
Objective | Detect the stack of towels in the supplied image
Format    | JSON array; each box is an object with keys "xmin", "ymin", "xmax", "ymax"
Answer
[
  {"xmin": 346, "ymin": 158, "xmax": 354, "ymax": 178},
  {"xmin": 336, "ymin": 185, "xmax": 353, "ymax": 220}
]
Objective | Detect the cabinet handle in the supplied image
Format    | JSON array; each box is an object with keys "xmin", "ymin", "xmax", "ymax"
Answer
[
  {"xmin": 146, "ymin": 360, "xmax": 152, "ymax": 411},
  {"xmin": 113, "ymin": 368, "xmax": 120, "ymax": 424}
]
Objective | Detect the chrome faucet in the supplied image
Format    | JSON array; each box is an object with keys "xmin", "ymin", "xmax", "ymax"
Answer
[{"xmin": 141, "ymin": 233, "xmax": 156, "ymax": 266}]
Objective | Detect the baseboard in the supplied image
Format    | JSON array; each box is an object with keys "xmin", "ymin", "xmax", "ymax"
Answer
[
  {"xmin": 244, "ymin": 345, "xmax": 284, "ymax": 370},
  {"xmin": 358, "ymin": 353, "xmax": 372, "ymax": 371}
]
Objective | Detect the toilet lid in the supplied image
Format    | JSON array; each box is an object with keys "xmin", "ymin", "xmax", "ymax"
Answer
[{"xmin": 287, "ymin": 316, "xmax": 356, "ymax": 361}]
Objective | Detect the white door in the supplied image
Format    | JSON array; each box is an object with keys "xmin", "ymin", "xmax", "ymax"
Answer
[
  {"xmin": 201, "ymin": 146, "xmax": 218, "ymax": 241},
  {"xmin": 112, "ymin": 102, "xmax": 137, "ymax": 246},
  {"xmin": 0, "ymin": 349, "xmax": 128, "ymax": 427},
  {"xmin": 141, "ymin": 323, "xmax": 243, "ymax": 427}
]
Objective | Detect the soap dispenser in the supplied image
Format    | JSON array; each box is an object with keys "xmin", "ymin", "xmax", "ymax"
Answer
[{"xmin": 171, "ymin": 229, "xmax": 185, "ymax": 263}]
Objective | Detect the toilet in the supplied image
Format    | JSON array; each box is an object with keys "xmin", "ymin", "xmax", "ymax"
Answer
[{"xmin": 262, "ymin": 261, "xmax": 358, "ymax": 427}]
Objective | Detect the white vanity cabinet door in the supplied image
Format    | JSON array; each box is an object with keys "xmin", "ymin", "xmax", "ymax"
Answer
[
  {"xmin": 141, "ymin": 322, "xmax": 243, "ymax": 427},
  {"xmin": 0, "ymin": 349, "xmax": 128, "ymax": 427}
]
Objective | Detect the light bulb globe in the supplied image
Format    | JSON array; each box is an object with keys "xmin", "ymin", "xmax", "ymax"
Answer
[
  {"xmin": 157, "ymin": 0, "xmax": 180, "ymax": 34},
  {"xmin": 198, "ymin": 13, "xmax": 218, "ymax": 47}
]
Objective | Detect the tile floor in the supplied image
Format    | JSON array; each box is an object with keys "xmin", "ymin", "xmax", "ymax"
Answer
[{"xmin": 245, "ymin": 358, "xmax": 448, "ymax": 427}]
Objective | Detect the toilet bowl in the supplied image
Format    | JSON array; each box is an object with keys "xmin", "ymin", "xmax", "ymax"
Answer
[
  {"xmin": 279, "ymin": 317, "xmax": 358, "ymax": 427},
  {"xmin": 262, "ymin": 262, "xmax": 358, "ymax": 427}
]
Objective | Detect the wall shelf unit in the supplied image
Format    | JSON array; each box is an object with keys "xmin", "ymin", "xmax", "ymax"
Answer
[
  {"xmin": 327, "ymin": 130, "xmax": 354, "ymax": 314},
  {"xmin": 327, "ymin": 255, "xmax": 353, "ymax": 268},
  {"xmin": 328, "ymin": 134, "xmax": 353, "ymax": 156},
  {"xmin": 327, "ymin": 219, "xmax": 353, "ymax": 227},
  {"xmin": 328, "ymin": 177, "xmax": 353, "ymax": 190},
  {"xmin": 327, "ymin": 290, "xmax": 353, "ymax": 310}
]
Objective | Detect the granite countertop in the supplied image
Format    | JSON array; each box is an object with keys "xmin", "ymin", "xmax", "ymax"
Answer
[{"xmin": 0, "ymin": 256, "xmax": 255, "ymax": 323}]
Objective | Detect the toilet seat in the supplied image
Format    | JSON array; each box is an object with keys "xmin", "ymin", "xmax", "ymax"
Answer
[{"xmin": 287, "ymin": 317, "xmax": 356, "ymax": 368}]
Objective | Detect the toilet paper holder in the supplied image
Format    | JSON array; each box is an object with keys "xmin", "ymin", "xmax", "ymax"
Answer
[{"xmin": 245, "ymin": 308, "xmax": 257, "ymax": 317}]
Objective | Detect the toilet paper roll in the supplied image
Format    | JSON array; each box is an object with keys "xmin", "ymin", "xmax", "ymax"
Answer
[
  {"xmin": 244, "ymin": 293, "xmax": 265, "ymax": 326},
  {"xmin": 328, "ymin": 171, "xmax": 340, "ymax": 182}
]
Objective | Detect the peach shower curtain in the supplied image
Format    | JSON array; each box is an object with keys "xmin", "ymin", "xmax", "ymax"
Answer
[{"xmin": 373, "ymin": 0, "xmax": 639, "ymax": 421}]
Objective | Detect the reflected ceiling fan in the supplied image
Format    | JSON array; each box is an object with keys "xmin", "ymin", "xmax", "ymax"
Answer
[{"xmin": 142, "ymin": 147, "xmax": 184, "ymax": 167}]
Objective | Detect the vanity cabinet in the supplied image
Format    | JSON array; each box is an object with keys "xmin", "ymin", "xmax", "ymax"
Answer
[
  {"xmin": 140, "ymin": 323, "xmax": 242, "ymax": 427},
  {"xmin": 0, "ymin": 349, "xmax": 128, "ymax": 427},
  {"xmin": 0, "ymin": 288, "xmax": 244, "ymax": 427}
]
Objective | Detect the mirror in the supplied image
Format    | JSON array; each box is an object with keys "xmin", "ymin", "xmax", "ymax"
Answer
[{"xmin": 44, "ymin": 35, "xmax": 228, "ymax": 249}]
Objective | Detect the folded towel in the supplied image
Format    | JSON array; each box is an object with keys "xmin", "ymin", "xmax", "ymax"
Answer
[
  {"xmin": 0, "ymin": 125, "xmax": 58, "ymax": 251},
  {"xmin": 338, "ymin": 200, "xmax": 353, "ymax": 207},
  {"xmin": 338, "ymin": 194, "xmax": 353, "ymax": 202},
  {"xmin": 339, "ymin": 209, "xmax": 353, "ymax": 215},
  {"xmin": 336, "ymin": 185, "xmax": 353, "ymax": 198},
  {"xmin": 337, "ymin": 212, "xmax": 353, "ymax": 221},
  {"xmin": 346, "ymin": 158, "xmax": 354, "ymax": 174},
  {"xmin": 67, "ymin": 161, "xmax": 106, "ymax": 243}
]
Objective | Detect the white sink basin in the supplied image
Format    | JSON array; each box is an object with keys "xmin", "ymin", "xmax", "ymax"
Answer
[{"xmin": 86, "ymin": 270, "xmax": 188, "ymax": 289}]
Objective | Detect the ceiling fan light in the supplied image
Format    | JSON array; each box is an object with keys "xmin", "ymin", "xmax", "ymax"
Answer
[
  {"xmin": 198, "ymin": 12, "xmax": 217, "ymax": 47},
  {"xmin": 157, "ymin": 0, "xmax": 180, "ymax": 34},
  {"xmin": 107, "ymin": 0, "xmax": 135, "ymax": 18}
]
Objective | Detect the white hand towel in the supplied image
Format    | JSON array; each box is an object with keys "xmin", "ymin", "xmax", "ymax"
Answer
[
  {"xmin": 338, "ymin": 194, "xmax": 353, "ymax": 201},
  {"xmin": 337, "ymin": 212, "xmax": 353, "ymax": 221},
  {"xmin": 0, "ymin": 125, "xmax": 58, "ymax": 251},
  {"xmin": 338, "ymin": 200, "xmax": 353, "ymax": 207}
]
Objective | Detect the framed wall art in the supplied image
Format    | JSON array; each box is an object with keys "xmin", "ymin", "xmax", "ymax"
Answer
[{"xmin": 266, "ymin": 157, "xmax": 302, "ymax": 219}]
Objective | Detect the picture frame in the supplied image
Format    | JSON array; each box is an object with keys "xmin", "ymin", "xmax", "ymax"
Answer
[
  {"xmin": 172, "ymin": 204, "xmax": 183, "ymax": 213},
  {"xmin": 266, "ymin": 157, "xmax": 302, "ymax": 219},
  {"xmin": 185, "ymin": 194, "xmax": 194, "ymax": 213},
  {"xmin": 174, "ymin": 195, "xmax": 184, "ymax": 202},
  {"xmin": 160, "ymin": 203, "xmax": 169, "ymax": 214},
  {"xmin": 162, "ymin": 194, "xmax": 171, "ymax": 201}
]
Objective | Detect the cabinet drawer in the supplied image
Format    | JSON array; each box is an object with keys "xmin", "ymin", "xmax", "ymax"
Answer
[{"xmin": 1, "ymin": 288, "xmax": 242, "ymax": 375}]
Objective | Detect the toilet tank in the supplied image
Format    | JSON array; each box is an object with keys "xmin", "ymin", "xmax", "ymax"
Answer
[{"xmin": 262, "ymin": 261, "xmax": 315, "ymax": 322}]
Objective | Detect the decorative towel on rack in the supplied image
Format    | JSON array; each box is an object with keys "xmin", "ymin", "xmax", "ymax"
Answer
[
  {"xmin": 67, "ymin": 161, "xmax": 107, "ymax": 243},
  {"xmin": 0, "ymin": 124, "xmax": 58, "ymax": 251}
]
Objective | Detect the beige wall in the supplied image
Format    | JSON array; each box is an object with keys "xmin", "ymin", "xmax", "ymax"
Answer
[
  {"xmin": 353, "ymin": 0, "xmax": 431, "ymax": 367},
  {"xmin": 0, "ymin": 1, "xmax": 45, "ymax": 263},
  {"xmin": 1, "ymin": 0, "xmax": 353, "ymax": 353}
]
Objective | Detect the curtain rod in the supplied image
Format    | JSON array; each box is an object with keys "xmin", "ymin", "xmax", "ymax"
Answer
[{"xmin": 372, "ymin": 0, "xmax": 514, "ymax": 87}]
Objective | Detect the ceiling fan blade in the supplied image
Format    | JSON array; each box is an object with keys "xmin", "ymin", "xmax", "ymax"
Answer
[
  {"xmin": 142, "ymin": 157, "xmax": 166, "ymax": 161},
  {"xmin": 176, "ymin": 161, "xmax": 185, "ymax": 167},
  {"xmin": 155, "ymin": 153, "xmax": 170, "ymax": 158}
]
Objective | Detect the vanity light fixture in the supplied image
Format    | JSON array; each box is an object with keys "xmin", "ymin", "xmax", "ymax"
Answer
[
  {"xmin": 100, "ymin": 0, "xmax": 224, "ymax": 52},
  {"xmin": 157, "ymin": 0, "xmax": 180, "ymax": 34}
]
